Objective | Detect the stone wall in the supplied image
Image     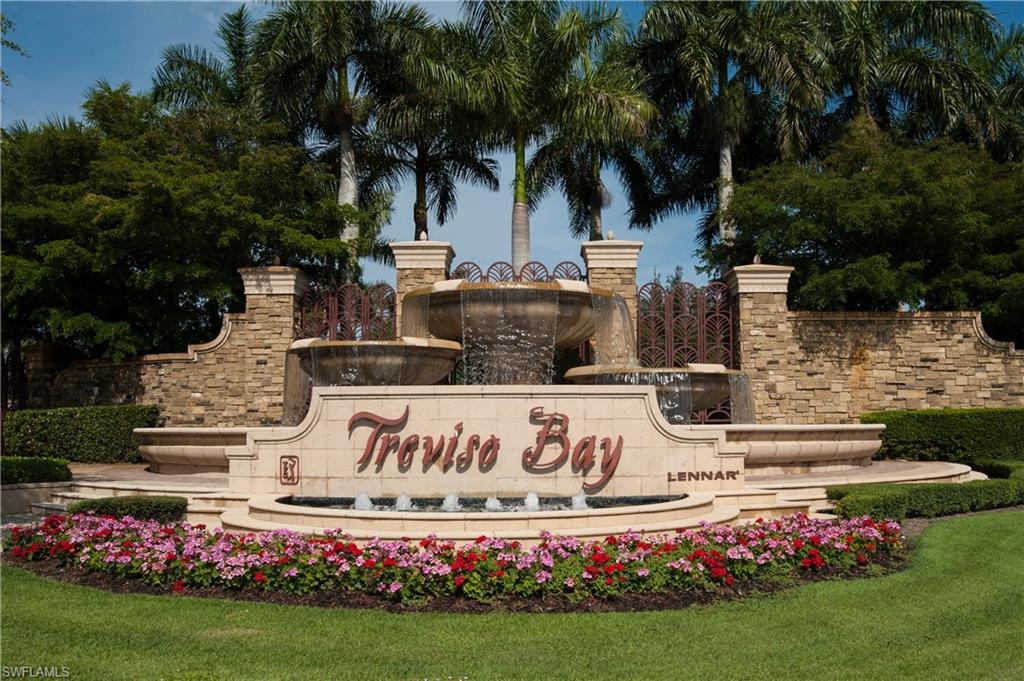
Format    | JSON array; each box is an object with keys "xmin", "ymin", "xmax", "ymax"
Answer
[
  {"xmin": 28, "ymin": 267, "xmax": 306, "ymax": 427},
  {"xmin": 727, "ymin": 265, "xmax": 1024, "ymax": 424}
]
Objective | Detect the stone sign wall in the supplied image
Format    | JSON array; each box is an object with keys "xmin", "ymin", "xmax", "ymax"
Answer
[{"xmin": 228, "ymin": 385, "xmax": 747, "ymax": 498}]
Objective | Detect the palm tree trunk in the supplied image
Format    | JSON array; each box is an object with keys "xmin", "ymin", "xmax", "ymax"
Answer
[
  {"xmin": 718, "ymin": 140, "xmax": 736, "ymax": 242},
  {"xmin": 511, "ymin": 129, "xmax": 530, "ymax": 272},
  {"xmin": 717, "ymin": 56, "xmax": 737, "ymax": 243},
  {"xmin": 414, "ymin": 150, "xmax": 428, "ymax": 241},
  {"xmin": 336, "ymin": 61, "xmax": 359, "ymax": 241},
  {"xmin": 589, "ymin": 158, "xmax": 603, "ymax": 240}
]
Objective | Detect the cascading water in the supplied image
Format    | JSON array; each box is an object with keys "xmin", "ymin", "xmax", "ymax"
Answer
[
  {"xmin": 590, "ymin": 293, "xmax": 639, "ymax": 367},
  {"xmin": 460, "ymin": 285, "xmax": 559, "ymax": 384}
]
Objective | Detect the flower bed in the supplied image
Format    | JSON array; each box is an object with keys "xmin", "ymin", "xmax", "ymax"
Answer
[{"xmin": 3, "ymin": 513, "xmax": 902, "ymax": 605}]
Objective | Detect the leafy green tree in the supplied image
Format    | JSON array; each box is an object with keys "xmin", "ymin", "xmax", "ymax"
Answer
[
  {"xmin": 717, "ymin": 116, "xmax": 1024, "ymax": 345},
  {"xmin": 1, "ymin": 82, "xmax": 390, "ymax": 407},
  {"xmin": 637, "ymin": 1, "xmax": 828, "ymax": 245},
  {"xmin": 1, "ymin": 13, "xmax": 28, "ymax": 87},
  {"xmin": 255, "ymin": 0, "xmax": 428, "ymax": 240}
]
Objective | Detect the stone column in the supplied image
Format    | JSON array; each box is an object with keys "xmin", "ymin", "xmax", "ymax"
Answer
[
  {"xmin": 580, "ymin": 239, "xmax": 643, "ymax": 332},
  {"xmin": 237, "ymin": 267, "xmax": 309, "ymax": 424},
  {"xmin": 390, "ymin": 240, "xmax": 455, "ymax": 333},
  {"xmin": 22, "ymin": 343, "xmax": 61, "ymax": 408},
  {"xmin": 723, "ymin": 264, "xmax": 794, "ymax": 423}
]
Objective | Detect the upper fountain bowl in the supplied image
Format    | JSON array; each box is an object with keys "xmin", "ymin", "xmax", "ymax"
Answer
[
  {"xmin": 288, "ymin": 337, "xmax": 462, "ymax": 387},
  {"xmin": 401, "ymin": 279, "xmax": 618, "ymax": 348}
]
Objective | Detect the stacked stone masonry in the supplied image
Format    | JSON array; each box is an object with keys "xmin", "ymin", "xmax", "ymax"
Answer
[
  {"xmin": 28, "ymin": 269, "xmax": 304, "ymax": 427},
  {"xmin": 734, "ymin": 294, "xmax": 1024, "ymax": 424}
]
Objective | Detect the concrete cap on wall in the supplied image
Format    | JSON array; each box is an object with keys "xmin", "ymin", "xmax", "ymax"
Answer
[
  {"xmin": 238, "ymin": 267, "xmax": 310, "ymax": 298},
  {"xmin": 390, "ymin": 241, "xmax": 455, "ymax": 271},
  {"xmin": 723, "ymin": 264, "xmax": 794, "ymax": 295},
  {"xmin": 580, "ymin": 240, "xmax": 644, "ymax": 269}
]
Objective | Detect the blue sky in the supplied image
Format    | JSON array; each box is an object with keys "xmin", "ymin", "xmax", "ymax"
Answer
[{"xmin": 3, "ymin": 1, "xmax": 1022, "ymax": 286}]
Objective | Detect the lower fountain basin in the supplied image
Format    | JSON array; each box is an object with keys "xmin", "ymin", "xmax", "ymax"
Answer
[
  {"xmin": 564, "ymin": 364, "xmax": 754, "ymax": 423},
  {"xmin": 284, "ymin": 495, "xmax": 683, "ymax": 513},
  {"xmin": 289, "ymin": 337, "xmax": 462, "ymax": 387}
]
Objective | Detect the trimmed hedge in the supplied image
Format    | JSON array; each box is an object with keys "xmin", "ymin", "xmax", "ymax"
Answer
[
  {"xmin": 0, "ymin": 457, "xmax": 73, "ymax": 485},
  {"xmin": 972, "ymin": 458, "xmax": 1024, "ymax": 481},
  {"xmin": 67, "ymin": 495, "xmax": 188, "ymax": 523},
  {"xmin": 827, "ymin": 479, "xmax": 1024, "ymax": 521},
  {"xmin": 859, "ymin": 408, "xmax": 1024, "ymax": 463},
  {"xmin": 2, "ymin": 405, "xmax": 160, "ymax": 463}
]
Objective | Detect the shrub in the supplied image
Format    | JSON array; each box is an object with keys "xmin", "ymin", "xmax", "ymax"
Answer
[
  {"xmin": 2, "ymin": 405, "xmax": 160, "ymax": 463},
  {"xmin": 0, "ymin": 457, "xmax": 73, "ymax": 485},
  {"xmin": 67, "ymin": 495, "xmax": 188, "ymax": 523},
  {"xmin": 859, "ymin": 408, "xmax": 1024, "ymax": 463},
  {"xmin": 827, "ymin": 479, "xmax": 1024, "ymax": 520},
  {"xmin": 973, "ymin": 458, "xmax": 1024, "ymax": 481}
]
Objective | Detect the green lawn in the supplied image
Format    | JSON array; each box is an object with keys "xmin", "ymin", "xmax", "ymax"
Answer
[{"xmin": 3, "ymin": 511, "xmax": 1023, "ymax": 681}]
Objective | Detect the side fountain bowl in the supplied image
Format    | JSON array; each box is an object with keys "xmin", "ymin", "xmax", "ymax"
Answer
[
  {"xmin": 288, "ymin": 337, "xmax": 462, "ymax": 387},
  {"xmin": 564, "ymin": 363, "xmax": 755, "ymax": 424}
]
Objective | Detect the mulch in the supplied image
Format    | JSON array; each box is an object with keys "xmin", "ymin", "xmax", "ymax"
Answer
[{"xmin": 2, "ymin": 552, "xmax": 909, "ymax": 614}]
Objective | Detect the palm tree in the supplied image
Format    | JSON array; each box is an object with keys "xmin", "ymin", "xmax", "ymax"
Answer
[
  {"xmin": 526, "ymin": 35, "xmax": 655, "ymax": 240},
  {"xmin": 359, "ymin": 128, "xmax": 500, "ymax": 242},
  {"xmin": 951, "ymin": 24, "xmax": 1024, "ymax": 162},
  {"xmin": 431, "ymin": 1, "xmax": 646, "ymax": 270},
  {"xmin": 152, "ymin": 6, "xmax": 258, "ymax": 115},
  {"xmin": 812, "ymin": 1, "xmax": 997, "ymax": 136},
  {"xmin": 637, "ymin": 1, "xmax": 829, "ymax": 244},
  {"xmin": 255, "ymin": 1, "xmax": 428, "ymax": 240},
  {"xmin": 357, "ymin": 24, "xmax": 500, "ymax": 241}
]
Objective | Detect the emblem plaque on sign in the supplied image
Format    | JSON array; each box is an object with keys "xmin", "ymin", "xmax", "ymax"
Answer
[{"xmin": 279, "ymin": 455, "xmax": 299, "ymax": 485}]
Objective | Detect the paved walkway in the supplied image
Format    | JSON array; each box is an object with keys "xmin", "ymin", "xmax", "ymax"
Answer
[{"xmin": 70, "ymin": 463, "xmax": 228, "ymax": 489}]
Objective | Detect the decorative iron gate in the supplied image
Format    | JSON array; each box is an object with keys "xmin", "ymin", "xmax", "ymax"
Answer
[
  {"xmin": 637, "ymin": 280, "xmax": 734, "ymax": 422},
  {"xmin": 298, "ymin": 282, "xmax": 396, "ymax": 340}
]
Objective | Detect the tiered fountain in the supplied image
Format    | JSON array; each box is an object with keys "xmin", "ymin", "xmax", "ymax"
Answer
[{"xmin": 129, "ymin": 240, "xmax": 977, "ymax": 543}]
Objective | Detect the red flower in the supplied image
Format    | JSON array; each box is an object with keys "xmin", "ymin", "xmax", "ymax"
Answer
[
  {"xmin": 493, "ymin": 569, "xmax": 505, "ymax": 579},
  {"xmin": 164, "ymin": 552, "xmax": 177, "ymax": 562},
  {"xmin": 382, "ymin": 557, "xmax": 397, "ymax": 567},
  {"xmin": 605, "ymin": 535, "xmax": 618, "ymax": 546},
  {"xmin": 253, "ymin": 571, "xmax": 267, "ymax": 583},
  {"xmin": 475, "ymin": 535, "xmax": 487, "ymax": 544},
  {"xmin": 856, "ymin": 553, "xmax": 868, "ymax": 565},
  {"xmin": 363, "ymin": 559, "xmax": 376, "ymax": 569},
  {"xmin": 793, "ymin": 539, "xmax": 804, "ymax": 549},
  {"xmin": 725, "ymin": 574, "xmax": 734, "ymax": 586},
  {"xmin": 604, "ymin": 577, "xmax": 614, "ymax": 585},
  {"xmin": 454, "ymin": 575, "xmax": 466, "ymax": 587},
  {"xmin": 173, "ymin": 580, "xmax": 185, "ymax": 592}
]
